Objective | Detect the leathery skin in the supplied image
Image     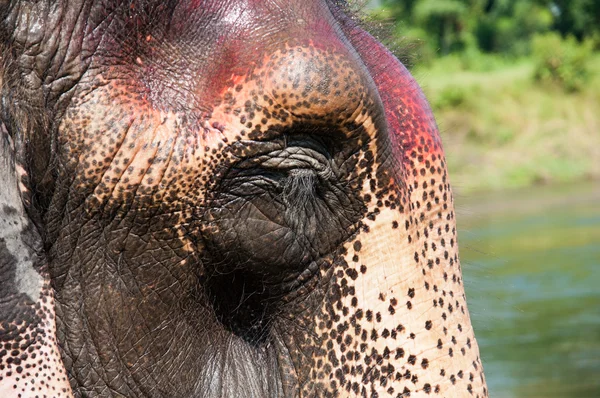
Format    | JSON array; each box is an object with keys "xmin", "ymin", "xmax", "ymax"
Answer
[{"xmin": 0, "ymin": 1, "xmax": 487, "ymax": 397}]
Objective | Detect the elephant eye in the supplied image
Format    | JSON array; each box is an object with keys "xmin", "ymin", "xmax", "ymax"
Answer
[{"xmin": 197, "ymin": 123, "xmax": 368, "ymax": 335}]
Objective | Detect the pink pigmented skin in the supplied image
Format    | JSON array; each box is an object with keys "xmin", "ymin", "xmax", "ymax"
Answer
[
  {"xmin": 109, "ymin": 1, "xmax": 359, "ymax": 107},
  {"xmin": 339, "ymin": 18, "xmax": 444, "ymax": 165}
]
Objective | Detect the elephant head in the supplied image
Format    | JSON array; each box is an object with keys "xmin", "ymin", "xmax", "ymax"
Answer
[{"xmin": 0, "ymin": 1, "xmax": 487, "ymax": 396}]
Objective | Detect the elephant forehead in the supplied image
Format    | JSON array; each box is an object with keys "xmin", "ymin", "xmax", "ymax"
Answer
[
  {"xmin": 58, "ymin": 43, "xmax": 382, "ymax": 214},
  {"xmin": 91, "ymin": 0, "xmax": 362, "ymax": 106}
]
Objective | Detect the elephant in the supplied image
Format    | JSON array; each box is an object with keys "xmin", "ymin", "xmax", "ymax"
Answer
[{"xmin": 0, "ymin": 0, "xmax": 488, "ymax": 397}]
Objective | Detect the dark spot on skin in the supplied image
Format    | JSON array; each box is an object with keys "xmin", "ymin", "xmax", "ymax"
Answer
[
  {"xmin": 2, "ymin": 205, "xmax": 17, "ymax": 215},
  {"xmin": 395, "ymin": 349, "xmax": 405, "ymax": 359}
]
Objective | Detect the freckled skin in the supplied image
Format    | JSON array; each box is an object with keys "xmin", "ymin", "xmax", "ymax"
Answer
[{"xmin": 0, "ymin": 1, "xmax": 487, "ymax": 397}]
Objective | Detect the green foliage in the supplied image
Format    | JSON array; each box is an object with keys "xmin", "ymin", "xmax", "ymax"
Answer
[
  {"xmin": 551, "ymin": 0, "xmax": 600, "ymax": 41},
  {"xmin": 419, "ymin": 54, "xmax": 600, "ymax": 192},
  {"xmin": 532, "ymin": 32, "xmax": 594, "ymax": 91},
  {"xmin": 412, "ymin": 0, "xmax": 467, "ymax": 54},
  {"xmin": 482, "ymin": 2, "xmax": 553, "ymax": 56},
  {"xmin": 458, "ymin": 49, "xmax": 508, "ymax": 72},
  {"xmin": 433, "ymin": 85, "xmax": 468, "ymax": 110},
  {"xmin": 371, "ymin": 0, "xmax": 599, "ymax": 61}
]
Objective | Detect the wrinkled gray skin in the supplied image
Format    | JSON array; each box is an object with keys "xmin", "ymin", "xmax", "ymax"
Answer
[{"xmin": 0, "ymin": 1, "xmax": 487, "ymax": 397}]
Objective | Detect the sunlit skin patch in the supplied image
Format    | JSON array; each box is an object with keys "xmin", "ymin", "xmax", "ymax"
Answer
[{"xmin": 305, "ymin": 174, "xmax": 486, "ymax": 396}]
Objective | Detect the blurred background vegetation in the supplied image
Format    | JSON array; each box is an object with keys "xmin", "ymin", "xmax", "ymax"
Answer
[
  {"xmin": 355, "ymin": 2, "xmax": 600, "ymax": 397},
  {"xmin": 357, "ymin": 0, "xmax": 600, "ymax": 193}
]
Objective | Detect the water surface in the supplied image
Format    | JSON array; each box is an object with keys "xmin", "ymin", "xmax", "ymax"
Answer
[{"xmin": 456, "ymin": 183, "xmax": 600, "ymax": 398}]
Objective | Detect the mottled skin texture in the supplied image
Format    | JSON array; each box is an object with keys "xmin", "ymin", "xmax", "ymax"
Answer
[{"xmin": 0, "ymin": 1, "xmax": 487, "ymax": 397}]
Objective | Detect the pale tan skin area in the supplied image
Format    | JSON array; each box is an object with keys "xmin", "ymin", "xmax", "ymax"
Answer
[{"xmin": 326, "ymin": 168, "xmax": 487, "ymax": 396}]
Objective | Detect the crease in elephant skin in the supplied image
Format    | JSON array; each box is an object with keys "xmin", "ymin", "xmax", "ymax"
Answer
[
  {"xmin": 0, "ymin": 1, "xmax": 488, "ymax": 397},
  {"xmin": 0, "ymin": 122, "xmax": 74, "ymax": 396}
]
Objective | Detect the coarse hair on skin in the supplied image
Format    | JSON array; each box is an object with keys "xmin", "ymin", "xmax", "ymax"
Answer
[
  {"xmin": 335, "ymin": 0, "xmax": 421, "ymax": 69},
  {"xmin": 283, "ymin": 169, "xmax": 318, "ymax": 210}
]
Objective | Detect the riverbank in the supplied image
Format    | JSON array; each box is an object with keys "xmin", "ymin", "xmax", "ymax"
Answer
[{"xmin": 412, "ymin": 55, "xmax": 600, "ymax": 194}]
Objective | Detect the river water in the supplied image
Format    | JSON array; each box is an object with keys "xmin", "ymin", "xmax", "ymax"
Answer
[{"xmin": 455, "ymin": 182, "xmax": 600, "ymax": 397}]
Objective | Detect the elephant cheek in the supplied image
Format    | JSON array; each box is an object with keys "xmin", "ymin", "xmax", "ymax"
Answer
[
  {"xmin": 296, "ymin": 16, "xmax": 490, "ymax": 396},
  {"xmin": 310, "ymin": 191, "xmax": 487, "ymax": 396}
]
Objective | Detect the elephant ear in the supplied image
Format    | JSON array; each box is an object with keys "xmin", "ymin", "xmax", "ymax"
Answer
[{"xmin": 0, "ymin": 122, "xmax": 72, "ymax": 397}]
